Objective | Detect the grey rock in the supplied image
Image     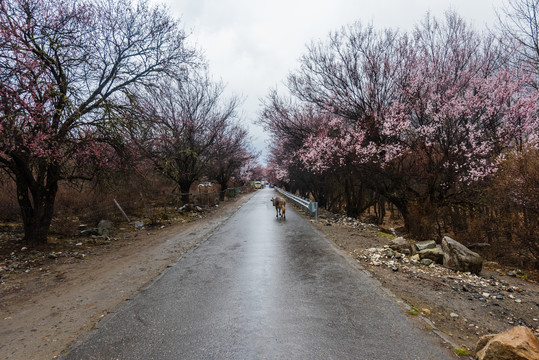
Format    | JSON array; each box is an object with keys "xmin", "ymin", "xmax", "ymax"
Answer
[
  {"xmin": 98, "ymin": 219, "xmax": 113, "ymax": 229},
  {"xmin": 388, "ymin": 237, "xmax": 412, "ymax": 253},
  {"xmin": 80, "ymin": 228, "xmax": 99, "ymax": 236},
  {"xmin": 414, "ymin": 240, "xmax": 437, "ymax": 252},
  {"xmin": 442, "ymin": 236, "xmax": 483, "ymax": 275},
  {"xmin": 418, "ymin": 246, "xmax": 445, "ymax": 264},
  {"xmin": 421, "ymin": 258, "xmax": 433, "ymax": 266},
  {"xmin": 97, "ymin": 220, "xmax": 113, "ymax": 236}
]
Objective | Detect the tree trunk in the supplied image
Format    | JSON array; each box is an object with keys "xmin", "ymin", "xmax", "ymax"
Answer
[
  {"xmin": 16, "ymin": 176, "xmax": 58, "ymax": 246},
  {"xmin": 344, "ymin": 177, "xmax": 360, "ymax": 218},
  {"xmin": 219, "ymin": 181, "xmax": 228, "ymax": 202},
  {"xmin": 344, "ymin": 177, "xmax": 374, "ymax": 218},
  {"xmin": 402, "ymin": 200, "xmax": 437, "ymax": 241},
  {"xmin": 179, "ymin": 180, "xmax": 193, "ymax": 204},
  {"xmin": 375, "ymin": 197, "xmax": 386, "ymax": 224}
]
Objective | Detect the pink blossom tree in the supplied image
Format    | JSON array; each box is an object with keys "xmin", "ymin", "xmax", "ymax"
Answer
[
  {"xmin": 207, "ymin": 123, "xmax": 256, "ymax": 200},
  {"xmin": 259, "ymin": 91, "xmax": 346, "ymax": 208},
  {"xmin": 0, "ymin": 0, "xmax": 197, "ymax": 244},
  {"xmin": 243, "ymin": 164, "xmax": 266, "ymax": 183},
  {"xmin": 276, "ymin": 12, "xmax": 539, "ymax": 238},
  {"xmin": 284, "ymin": 21, "xmax": 411, "ymax": 217},
  {"xmin": 381, "ymin": 13, "xmax": 539, "ymax": 236}
]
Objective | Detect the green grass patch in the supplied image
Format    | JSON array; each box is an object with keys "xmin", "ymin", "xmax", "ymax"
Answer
[
  {"xmin": 377, "ymin": 231, "xmax": 395, "ymax": 239},
  {"xmin": 452, "ymin": 348, "xmax": 471, "ymax": 356},
  {"xmin": 406, "ymin": 305, "xmax": 420, "ymax": 316}
]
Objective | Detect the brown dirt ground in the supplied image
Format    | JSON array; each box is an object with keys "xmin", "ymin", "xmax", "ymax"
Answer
[
  {"xmin": 311, "ymin": 208, "xmax": 539, "ymax": 357},
  {"xmin": 0, "ymin": 192, "xmax": 256, "ymax": 360},
  {"xmin": 1, "ymin": 193, "xmax": 538, "ymax": 359}
]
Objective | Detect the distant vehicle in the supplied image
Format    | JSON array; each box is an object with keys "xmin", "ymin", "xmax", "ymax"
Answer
[{"xmin": 254, "ymin": 181, "xmax": 262, "ymax": 189}]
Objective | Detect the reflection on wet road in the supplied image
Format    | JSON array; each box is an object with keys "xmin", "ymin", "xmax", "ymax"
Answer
[{"xmin": 62, "ymin": 189, "xmax": 453, "ymax": 359}]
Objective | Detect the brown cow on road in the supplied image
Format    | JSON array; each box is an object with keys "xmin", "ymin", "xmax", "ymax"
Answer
[{"xmin": 270, "ymin": 196, "xmax": 286, "ymax": 219}]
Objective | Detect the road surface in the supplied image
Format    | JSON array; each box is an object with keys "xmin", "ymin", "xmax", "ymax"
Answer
[{"xmin": 61, "ymin": 189, "xmax": 453, "ymax": 359}]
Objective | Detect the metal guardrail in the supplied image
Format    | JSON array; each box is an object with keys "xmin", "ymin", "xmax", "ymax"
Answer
[{"xmin": 275, "ymin": 187, "xmax": 318, "ymax": 221}]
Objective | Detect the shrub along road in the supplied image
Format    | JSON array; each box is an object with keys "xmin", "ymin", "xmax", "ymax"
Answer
[{"xmin": 61, "ymin": 189, "xmax": 454, "ymax": 359}]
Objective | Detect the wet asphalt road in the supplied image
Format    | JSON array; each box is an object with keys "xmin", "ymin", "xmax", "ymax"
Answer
[{"xmin": 62, "ymin": 189, "xmax": 453, "ymax": 360}]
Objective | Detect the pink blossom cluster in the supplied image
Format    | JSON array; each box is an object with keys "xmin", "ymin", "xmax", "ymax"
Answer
[
  {"xmin": 298, "ymin": 117, "xmax": 374, "ymax": 174},
  {"xmin": 291, "ymin": 14, "xmax": 539, "ymax": 187}
]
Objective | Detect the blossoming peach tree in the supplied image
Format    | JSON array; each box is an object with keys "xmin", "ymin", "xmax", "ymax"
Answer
[
  {"xmin": 267, "ymin": 12, "xmax": 539, "ymax": 237},
  {"xmin": 0, "ymin": 0, "xmax": 196, "ymax": 244}
]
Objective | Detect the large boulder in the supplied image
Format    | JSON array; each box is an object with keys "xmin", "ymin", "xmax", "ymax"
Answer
[
  {"xmin": 441, "ymin": 236, "xmax": 483, "ymax": 274},
  {"xmin": 418, "ymin": 246, "xmax": 445, "ymax": 264},
  {"xmin": 388, "ymin": 237, "xmax": 412, "ymax": 254},
  {"xmin": 475, "ymin": 326, "xmax": 539, "ymax": 360}
]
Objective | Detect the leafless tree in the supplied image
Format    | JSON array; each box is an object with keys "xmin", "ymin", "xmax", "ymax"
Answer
[
  {"xmin": 124, "ymin": 71, "xmax": 241, "ymax": 204},
  {"xmin": 497, "ymin": 0, "xmax": 539, "ymax": 78}
]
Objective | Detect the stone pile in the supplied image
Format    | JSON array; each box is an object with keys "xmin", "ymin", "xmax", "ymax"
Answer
[
  {"xmin": 356, "ymin": 235, "xmax": 484, "ymax": 273},
  {"xmin": 353, "ymin": 243, "xmax": 531, "ymax": 307},
  {"xmin": 319, "ymin": 214, "xmax": 381, "ymax": 232},
  {"xmin": 177, "ymin": 204, "xmax": 204, "ymax": 217}
]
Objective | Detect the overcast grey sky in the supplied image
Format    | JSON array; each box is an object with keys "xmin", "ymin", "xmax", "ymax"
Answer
[{"xmin": 155, "ymin": 0, "xmax": 506, "ymax": 163}]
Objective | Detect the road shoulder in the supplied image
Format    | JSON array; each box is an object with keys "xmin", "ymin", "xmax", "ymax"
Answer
[{"xmin": 0, "ymin": 192, "xmax": 255, "ymax": 360}]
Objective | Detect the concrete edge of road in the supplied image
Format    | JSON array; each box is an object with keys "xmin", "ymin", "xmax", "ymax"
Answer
[
  {"xmin": 60, "ymin": 192, "xmax": 256, "ymax": 356},
  {"xmin": 299, "ymin": 211, "xmax": 462, "ymax": 352}
]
